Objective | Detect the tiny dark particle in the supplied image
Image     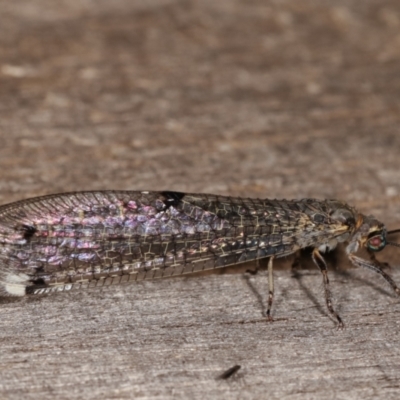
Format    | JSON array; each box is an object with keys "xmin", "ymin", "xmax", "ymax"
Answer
[{"xmin": 217, "ymin": 365, "xmax": 241, "ymax": 380}]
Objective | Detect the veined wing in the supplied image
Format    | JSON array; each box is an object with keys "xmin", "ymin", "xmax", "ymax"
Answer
[{"xmin": 0, "ymin": 191, "xmax": 351, "ymax": 294}]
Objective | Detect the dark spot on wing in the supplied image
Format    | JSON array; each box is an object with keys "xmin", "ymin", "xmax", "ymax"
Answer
[
  {"xmin": 25, "ymin": 277, "xmax": 47, "ymax": 295},
  {"xmin": 18, "ymin": 224, "xmax": 37, "ymax": 240},
  {"xmin": 160, "ymin": 191, "xmax": 185, "ymax": 208},
  {"xmin": 34, "ymin": 266, "xmax": 45, "ymax": 274},
  {"xmin": 30, "ymin": 278, "xmax": 46, "ymax": 286}
]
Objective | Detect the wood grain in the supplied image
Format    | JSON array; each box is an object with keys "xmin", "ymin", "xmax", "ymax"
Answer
[{"xmin": 1, "ymin": 265, "xmax": 400, "ymax": 399}]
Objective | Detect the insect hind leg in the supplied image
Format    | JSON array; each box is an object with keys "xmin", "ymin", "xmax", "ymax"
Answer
[{"xmin": 312, "ymin": 249, "xmax": 344, "ymax": 328}]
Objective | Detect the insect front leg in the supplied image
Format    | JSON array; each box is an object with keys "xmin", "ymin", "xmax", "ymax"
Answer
[
  {"xmin": 347, "ymin": 253, "xmax": 400, "ymax": 296},
  {"xmin": 312, "ymin": 249, "xmax": 344, "ymax": 328},
  {"xmin": 368, "ymin": 250, "xmax": 390, "ymax": 271}
]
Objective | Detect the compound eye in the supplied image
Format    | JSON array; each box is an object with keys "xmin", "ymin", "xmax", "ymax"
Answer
[{"xmin": 367, "ymin": 234, "xmax": 386, "ymax": 252}]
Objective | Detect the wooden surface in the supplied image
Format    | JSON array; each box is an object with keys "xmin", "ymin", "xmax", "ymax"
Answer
[
  {"xmin": 2, "ymin": 267, "xmax": 400, "ymax": 399},
  {"xmin": 1, "ymin": 0, "xmax": 400, "ymax": 398}
]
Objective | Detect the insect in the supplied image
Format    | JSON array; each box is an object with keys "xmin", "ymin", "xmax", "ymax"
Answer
[{"xmin": 0, "ymin": 190, "xmax": 399, "ymax": 327}]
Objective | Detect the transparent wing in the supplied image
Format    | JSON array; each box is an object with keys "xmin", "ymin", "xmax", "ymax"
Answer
[{"xmin": 0, "ymin": 191, "xmax": 348, "ymax": 294}]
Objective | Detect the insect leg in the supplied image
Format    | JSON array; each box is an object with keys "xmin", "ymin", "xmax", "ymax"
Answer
[
  {"xmin": 312, "ymin": 249, "xmax": 344, "ymax": 328},
  {"xmin": 266, "ymin": 256, "xmax": 274, "ymax": 321},
  {"xmin": 348, "ymin": 254, "xmax": 400, "ymax": 296},
  {"xmin": 368, "ymin": 250, "xmax": 390, "ymax": 271},
  {"xmin": 291, "ymin": 250, "xmax": 302, "ymax": 270}
]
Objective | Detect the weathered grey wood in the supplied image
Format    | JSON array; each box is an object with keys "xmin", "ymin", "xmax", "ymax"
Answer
[{"xmin": 1, "ymin": 266, "xmax": 400, "ymax": 399}]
